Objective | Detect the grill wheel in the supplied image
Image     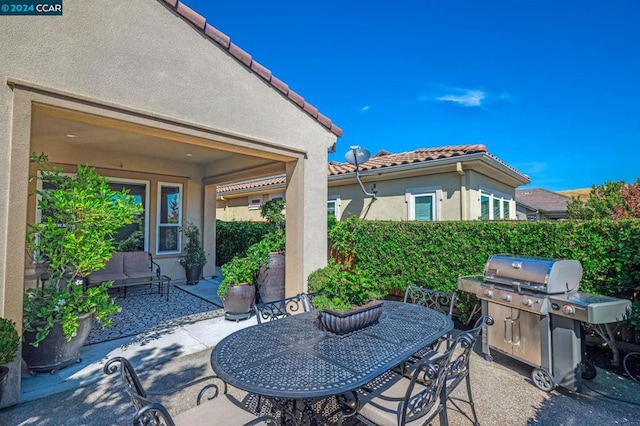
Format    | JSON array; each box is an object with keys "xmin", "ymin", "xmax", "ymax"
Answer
[{"xmin": 531, "ymin": 367, "xmax": 555, "ymax": 392}]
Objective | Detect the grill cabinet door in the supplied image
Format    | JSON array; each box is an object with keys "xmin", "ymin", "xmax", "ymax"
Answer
[
  {"xmin": 487, "ymin": 302, "xmax": 514, "ymax": 355},
  {"xmin": 511, "ymin": 309, "xmax": 542, "ymax": 366}
]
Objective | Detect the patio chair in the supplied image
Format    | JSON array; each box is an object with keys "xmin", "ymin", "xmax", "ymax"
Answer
[
  {"xmin": 438, "ymin": 315, "xmax": 493, "ymax": 426},
  {"xmin": 300, "ymin": 291, "xmax": 324, "ymax": 312},
  {"xmin": 103, "ymin": 356, "xmax": 276, "ymax": 426},
  {"xmin": 355, "ymin": 332, "xmax": 458, "ymax": 426},
  {"xmin": 404, "ymin": 284, "xmax": 457, "ymax": 352},
  {"xmin": 253, "ymin": 293, "xmax": 308, "ymax": 324}
]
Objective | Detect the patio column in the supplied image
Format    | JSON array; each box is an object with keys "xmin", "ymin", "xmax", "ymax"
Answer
[{"xmin": 203, "ymin": 183, "xmax": 217, "ymax": 278}]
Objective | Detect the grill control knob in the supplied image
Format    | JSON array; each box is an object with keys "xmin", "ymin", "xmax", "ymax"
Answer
[
  {"xmin": 562, "ymin": 304, "xmax": 575, "ymax": 315},
  {"xmin": 522, "ymin": 298, "xmax": 533, "ymax": 307},
  {"xmin": 483, "ymin": 290, "xmax": 494, "ymax": 298},
  {"xmin": 501, "ymin": 294, "xmax": 512, "ymax": 302}
]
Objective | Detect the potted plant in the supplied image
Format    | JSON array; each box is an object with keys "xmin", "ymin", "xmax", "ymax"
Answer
[
  {"xmin": 23, "ymin": 153, "xmax": 141, "ymax": 373},
  {"xmin": 307, "ymin": 260, "xmax": 385, "ymax": 335},
  {"xmin": 179, "ymin": 222, "xmax": 208, "ymax": 285},
  {"xmin": 0, "ymin": 317, "xmax": 19, "ymax": 404},
  {"xmin": 255, "ymin": 199, "xmax": 286, "ymax": 303},
  {"xmin": 217, "ymin": 255, "xmax": 259, "ymax": 321}
]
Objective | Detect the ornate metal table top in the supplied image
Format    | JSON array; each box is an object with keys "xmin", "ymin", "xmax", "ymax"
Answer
[{"xmin": 210, "ymin": 300, "xmax": 453, "ymax": 399}]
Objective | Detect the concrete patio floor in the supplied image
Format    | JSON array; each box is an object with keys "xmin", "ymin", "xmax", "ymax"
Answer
[{"xmin": 1, "ymin": 278, "xmax": 639, "ymax": 425}]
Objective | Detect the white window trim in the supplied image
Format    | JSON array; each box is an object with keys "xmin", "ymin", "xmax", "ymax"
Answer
[
  {"xmin": 479, "ymin": 187, "xmax": 514, "ymax": 220},
  {"xmin": 405, "ymin": 186, "xmax": 442, "ymax": 221},
  {"xmin": 268, "ymin": 193, "xmax": 285, "ymax": 202},
  {"xmin": 328, "ymin": 195, "xmax": 341, "ymax": 220},
  {"xmin": 156, "ymin": 182, "xmax": 183, "ymax": 254},
  {"xmin": 109, "ymin": 177, "xmax": 150, "ymax": 252},
  {"xmin": 248, "ymin": 196, "xmax": 263, "ymax": 210}
]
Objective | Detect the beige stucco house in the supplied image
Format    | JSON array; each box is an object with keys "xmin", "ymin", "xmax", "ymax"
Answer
[
  {"xmin": 217, "ymin": 144, "xmax": 530, "ymax": 222},
  {"xmin": 1, "ymin": 0, "xmax": 341, "ymax": 407}
]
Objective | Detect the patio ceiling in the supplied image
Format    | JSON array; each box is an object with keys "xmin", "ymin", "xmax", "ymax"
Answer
[{"xmin": 29, "ymin": 103, "xmax": 287, "ymax": 182}]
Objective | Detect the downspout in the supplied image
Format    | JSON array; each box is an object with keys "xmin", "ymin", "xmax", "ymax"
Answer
[{"xmin": 456, "ymin": 162, "xmax": 467, "ymax": 220}]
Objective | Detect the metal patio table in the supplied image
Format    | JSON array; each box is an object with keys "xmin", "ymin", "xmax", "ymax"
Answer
[{"xmin": 210, "ymin": 300, "xmax": 454, "ymax": 424}]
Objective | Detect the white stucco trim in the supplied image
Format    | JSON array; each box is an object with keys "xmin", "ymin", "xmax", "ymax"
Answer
[{"xmin": 405, "ymin": 186, "xmax": 443, "ymax": 221}]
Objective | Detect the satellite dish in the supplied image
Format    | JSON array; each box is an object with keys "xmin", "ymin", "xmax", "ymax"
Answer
[{"xmin": 345, "ymin": 146, "xmax": 371, "ymax": 166}]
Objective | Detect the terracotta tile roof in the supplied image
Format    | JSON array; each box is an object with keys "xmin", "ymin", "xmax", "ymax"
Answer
[
  {"xmin": 328, "ymin": 144, "xmax": 499, "ymax": 175},
  {"xmin": 163, "ymin": 0, "xmax": 342, "ymax": 138},
  {"xmin": 516, "ymin": 188, "xmax": 572, "ymax": 213},
  {"xmin": 218, "ymin": 144, "xmax": 528, "ymax": 194},
  {"xmin": 218, "ymin": 175, "xmax": 286, "ymax": 193}
]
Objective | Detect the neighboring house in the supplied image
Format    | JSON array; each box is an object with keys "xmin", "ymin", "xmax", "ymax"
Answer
[
  {"xmin": 515, "ymin": 189, "xmax": 572, "ymax": 220},
  {"xmin": 1, "ymin": 0, "xmax": 341, "ymax": 400},
  {"xmin": 217, "ymin": 144, "xmax": 530, "ymax": 222}
]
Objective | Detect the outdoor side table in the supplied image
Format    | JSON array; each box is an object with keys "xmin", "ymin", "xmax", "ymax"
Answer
[{"xmin": 210, "ymin": 300, "xmax": 453, "ymax": 424}]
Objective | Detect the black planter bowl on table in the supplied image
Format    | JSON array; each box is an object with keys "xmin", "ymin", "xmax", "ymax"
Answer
[{"xmin": 318, "ymin": 300, "xmax": 383, "ymax": 335}]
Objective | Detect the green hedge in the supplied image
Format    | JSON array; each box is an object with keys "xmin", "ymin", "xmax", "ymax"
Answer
[
  {"xmin": 215, "ymin": 220, "xmax": 270, "ymax": 266},
  {"xmin": 328, "ymin": 217, "xmax": 640, "ymax": 325}
]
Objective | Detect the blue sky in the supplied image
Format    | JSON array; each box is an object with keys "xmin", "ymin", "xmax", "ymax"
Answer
[{"xmin": 184, "ymin": 0, "xmax": 639, "ymax": 191}]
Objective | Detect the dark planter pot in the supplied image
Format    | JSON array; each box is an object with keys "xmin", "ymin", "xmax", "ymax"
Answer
[
  {"xmin": 319, "ymin": 300, "xmax": 384, "ymax": 335},
  {"xmin": 22, "ymin": 312, "xmax": 93, "ymax": 374},
  {"xmin": 256, "ymin": 253, "xmax": 285, "ymax": 303},
  {"xmin": 223, "ymin": 284, "xmax": 255, "ymax": 322},
  {"xmin": 184, "ymin": 266, "xmax": 203, "ymax": 285},
  {"xmin": 0, "ymin": 366, "xmax": 8, "ymax": 404}
]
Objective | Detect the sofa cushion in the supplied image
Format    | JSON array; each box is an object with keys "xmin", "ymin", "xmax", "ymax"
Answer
[
  {"xmin": 123, "ymin": 271, "xmax": 157, "ymax": 281},
  {"xmin": 123, "ymin": 251, "xmax": 151, "ymax": 275},
  {"xmin": 100, "ymin": 253, "xmax": 125, "ymax": 275}
]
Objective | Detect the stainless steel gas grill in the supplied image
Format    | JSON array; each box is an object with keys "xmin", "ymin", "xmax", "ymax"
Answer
[{"xmin": 458, "ymin": 254, "xmax": 631, "ymax": 392}]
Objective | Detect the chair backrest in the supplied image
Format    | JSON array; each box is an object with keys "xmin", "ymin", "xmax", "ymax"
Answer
[
  {"xmin": 401, "ymin": 338, "xmax": 457, "ymax": 425},
  {"xmin": 444, "ymin": 315, "xmax": 494, "ymax": 393},
  {"xmin": 103, "ymin": 357, "xmax": 176, "ymax": 426},
  {"xmin": 300, "ymin": 291, "xmax": 324, "ymax": 312},
  {"xmin": 253, "ymin": 294, "xmax": 308, "ymax": 324},
  {"xmin": 403, "ymin": 285, "xmax": 457, "ymax": 317}
]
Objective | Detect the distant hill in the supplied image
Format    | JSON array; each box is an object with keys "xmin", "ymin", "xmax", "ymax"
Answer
[{"xmin": 557, "ymin": 188, "xmax": 591, "ymax": 201}]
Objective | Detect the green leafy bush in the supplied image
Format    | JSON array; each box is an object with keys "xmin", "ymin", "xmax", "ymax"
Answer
[
  {"xmin": 307, "ymin": 260, "xmax": 384, "ymax": 312},
  {"xmin": 179, "ymin": 222, "xmax": 207, "ymax": 269},
  {"xmin": 215, "ymin": 220, "xmax": 270, "ymax": 265},
  {"xmin": 327, "ymin": 217, "xmax": 640, "ymax": 326},
  {"xmin": 0, "ymin": 317, "xmax": 19, "ymax": 365},
  {"xmin": 24, "ymin": 153, "xmax": 141, "ymax": 346}
]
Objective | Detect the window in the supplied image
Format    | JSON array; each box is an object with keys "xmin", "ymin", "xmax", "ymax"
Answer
[
  {"xmin": 405, "ymin": 187, "xmax": 442, "ymax": 221},
  {"xmin": 37, "ymin": 174, "xmax": 150, "ymax": 252},
  {"xmin": 327, "ymin": 196, "xmax": 341, "ymax": 220},
  {"xmin": 157, "ymin": 183, "xmax": 182, "ymax": 254},
  {"xmin": 269, "ymin": 193, "xmax": 285, "ymax": 202},
  {"xmin": 248, "ymin": 197, "xmax": 262, "ymax": 210},
  {"xmin": 109, "ymin": 179, "xmax": 148, "ymax": 252},
  {"xmin": 479, "ymin": 188, "xmax": 513, "ymax": 220}
]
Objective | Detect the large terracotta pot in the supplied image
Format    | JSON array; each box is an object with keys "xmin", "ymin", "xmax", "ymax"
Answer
[
  {"xmin": 256, "ymin": 253, "xmax": 285, "ymax": 303},
  {"xmin": 223, "ymin": 284, "xmax": 255, "ymax": 322},
  {"xmin": 319, "ymin": 301, "xmax": 384, "ymax": 335},
  {"xmin": 22, "ymin": 312, "xmax": 93, "ymax": 374}
]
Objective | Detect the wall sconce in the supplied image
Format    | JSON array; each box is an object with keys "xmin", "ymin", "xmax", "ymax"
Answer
[{"xmin": 345, "ymin": 146, "xmax": 377, "ymax": 199}]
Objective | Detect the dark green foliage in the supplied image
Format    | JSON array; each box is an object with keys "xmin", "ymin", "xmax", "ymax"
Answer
[
  {"xmin": 328, "ymin": 218, "xmax": 640, "ymax": 327},
  {"xmin": 215, "ymin": 220, "xmax": 270, "ymax": 265},
  {"xmin": 307, "ymin": 260, "xmax": 384, "ymax": 312},
  {"xmin": 179, "ymin": 222, "xmax": 207, "ymax": 269}
]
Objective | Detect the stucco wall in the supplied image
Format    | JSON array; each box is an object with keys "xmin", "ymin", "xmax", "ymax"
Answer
[{"xmin": 0, "ymin": 0, "xmax": 335, "ymax": 332}]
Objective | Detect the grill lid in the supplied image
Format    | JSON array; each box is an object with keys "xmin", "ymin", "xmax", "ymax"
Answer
[{"xmin": 483, "ymin": 254, "xmax": 582, "ymax": 294}]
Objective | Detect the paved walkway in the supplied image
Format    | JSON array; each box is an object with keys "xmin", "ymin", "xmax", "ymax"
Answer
[{"xmin": 2, "ymin": 277, "xmax": 640, "ymax": 424}]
